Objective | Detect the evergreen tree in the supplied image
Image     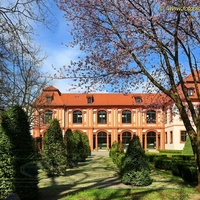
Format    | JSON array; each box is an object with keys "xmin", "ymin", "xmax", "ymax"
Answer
[
  {"xmin": 1, "ymin": 106, "xmax": 38, "ymax": 199},
  {"xmin": 64, "ymin": 129, "xmax": 91, "ymax": 167},
  {"xmin": 74, "ymin": 130, "xmax": 91, "ymax": 162},
  {"xmin": 121, "ymin": 135, "xmax": 152, "ymax": 186},
  {"xmin": 64, "ymin": 129, "xmax": 77, "ymax": 167},
  {"xmin": 42, "ymin": 119, "xmax": 67, "ymax": 176},
  {"xmin": 0, "ymin": 126, "xmax": 15, "ymax": 199}
]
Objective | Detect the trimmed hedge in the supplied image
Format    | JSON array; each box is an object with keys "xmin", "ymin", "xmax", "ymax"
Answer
[
  {"xmin": 146, "ymin": 151, "xmax": 197, "ymax": 184},
  {"xmin": 171, "ymin": 161, "xmax": 197, "ymax": 183},
  {"xmin": 154, "ymin": 157, "xmax": 172, "ymax": 170},
  {"xmin": 159, "ymin": 150, "xmax": 182, "ymax": 154},
  {"xmin": 146, "ymin": 153, "xmax": 167, "ymax": 162}
]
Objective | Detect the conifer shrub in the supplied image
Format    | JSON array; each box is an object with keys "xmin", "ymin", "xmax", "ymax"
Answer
[
  {"xmin": 64, "ymin": 129, "xmax": 90, "ymax": 167},
  {"xmin": 1, "ymin": 106, "xmax": 38, "ymax": 199},
  {"xmin": 109, "ymin": 141, "xmax": 125, "ymax": 169},
  {"xmin": 79, "ymin": 132, "xmax": 91, "ymax": 160},
  {"xmin": 182, "ymin": 136, "xmax": 194, "ymax": 155},
  {"xmin": 121, "ymin": 135, "xmax": 152, "ymax": 186},
  {"xmin": 0, "ymin": 126, "xmax": 15, "ymax": 199},
  {"xmin": 42, "ymin": 119, "xmax": 67, "ymax": 176}
]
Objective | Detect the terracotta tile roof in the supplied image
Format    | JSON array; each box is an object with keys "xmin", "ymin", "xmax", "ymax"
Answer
[
  {"xmin": 34, "ymin": 85, "xmax": 167, "ymax": 107},
  {"xmin": 184, "ymin": 70, "xmax": 200, "ymax": 83},
  {"xmin": 60, "ymin": 93, "xmax": 166, "ymax": 106}
]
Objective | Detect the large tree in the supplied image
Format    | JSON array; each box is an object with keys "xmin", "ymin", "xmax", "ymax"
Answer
[
  {"xmin": 57, "ymin": 0, "xmax": 200, "ymax": 188},
  {"xmin": 0, "ymin": 0, "xmax": 53, "ymax": 117}
]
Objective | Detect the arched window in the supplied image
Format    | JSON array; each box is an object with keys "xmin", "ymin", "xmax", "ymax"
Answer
[
  {"xmin": 122, "ymin": 110, "xmax": 131, "ymax": 123},
  {"xmin": 98, "ymin": 110, "xmax": 107, "ymax": 124},
  {"xmin": 146, "ymin": 110, "xmax": 156, "ymax": 124},
  {"xmin": 73, "ymin": 110, "xmax": 82, "ymax": 123},
  {"xmin": 44, "ymin": 110, "xmax": 53, "ymax": 124}
]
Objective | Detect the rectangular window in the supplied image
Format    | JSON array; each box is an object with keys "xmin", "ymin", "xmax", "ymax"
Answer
[
  {"xmin": 181, "ymin": 131, "xmax": 187, "ymax": 142},
  {"xmin": 164, "ymin": 110, "xmax": 167, "ymax": 124},
  {"xmin": 170, "ymin": 131, "xmax": 173, "ymax": 144},
  {"xmin": 165, "ymin": 132, "xmax": 168, "ymax": 144},
  {"xmin": 170, "ymin": 108, "xmax": 173, "ymax": 122}
]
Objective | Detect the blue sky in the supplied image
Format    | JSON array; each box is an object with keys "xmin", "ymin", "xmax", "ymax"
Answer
[
  {"xmin": 34, "ymin": 1, "xmax": 83, "ymax": 92},
  {"xmin": 33, "ymin": 2, "xmax": 143, "ymax": 94}
]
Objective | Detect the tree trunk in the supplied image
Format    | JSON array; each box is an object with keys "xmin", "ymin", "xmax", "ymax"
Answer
[{"xmin": 195, "ymin": 126, "xmax": 200, "ymax": 191}]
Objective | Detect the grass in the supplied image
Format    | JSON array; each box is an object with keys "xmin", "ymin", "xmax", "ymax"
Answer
[
  {"xmin": 63, "ymin": 188, "xmax": 194, "ymax": 200},
  {"xmin": 38, "ymin": 154, "xmax": 198, "ymax": 200}
]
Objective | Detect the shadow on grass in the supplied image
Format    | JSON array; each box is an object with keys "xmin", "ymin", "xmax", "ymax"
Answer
[{"xmin": 38, "ymin": 155, "xmax": 195, "ymax": 200}]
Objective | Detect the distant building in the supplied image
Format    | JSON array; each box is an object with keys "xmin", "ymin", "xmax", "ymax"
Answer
[{"xmin": 32, "ymin": 72, "xmax": 199, "ymax": 151}]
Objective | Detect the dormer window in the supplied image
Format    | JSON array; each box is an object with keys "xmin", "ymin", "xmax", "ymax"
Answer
[
  {"xmin": 46, "ymin": 96, "xmax": 52, "ymax": 103},
  {"xmin": 135, "ymin": 96, "xmax": 142, "ymax": 104},
  {"xmin": 87, "ymin": 95, "xmax": 93, "ymax": 104},
  {"xmin": 188, "ymin": 88, "xmax": 194, "ymax": 96}
]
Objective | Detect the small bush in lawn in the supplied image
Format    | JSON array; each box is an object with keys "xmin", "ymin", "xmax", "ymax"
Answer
[{"xmin": 121, "ymin": 135, "xmax": 152, "ymax": 186}]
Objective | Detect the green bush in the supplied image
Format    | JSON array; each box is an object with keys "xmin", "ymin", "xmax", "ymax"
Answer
[
  {"xmin": 42, "ymin": 119, "xmax": 67, "ymax": 176},
  {"xmin": 109, "ymin": 141, "xmax": 124, "ymax": 164},
  {"xmin": 64, "ymin": 129, "xmax": 91, "ymax": 167},
  {"xmin": 122, "ymin": 169, "xmax": 152, "ymax": 186},
  {"xmin": 159, "ymin": 150, "xmax": 182, "ymax": 154},
  {"xmin": 79, "ymin": 132, "xmax": 91, "ymax": 160},
  {"xmin": 171, "ymin": 155, "xmax": 194, "ymax": 161},
  {"xmin": 121, "ymin": 135, "xmax": 152, "ymax": 186},
  {"xmin": 171, "ymin": 161, "xmax": 197, "ymax": 183},
  {"xmin": 74, "ymin": 130, "xmax": 91, "ymax": 162},
  {"xmin": 115, "ymin": 152, "xmax": 125, "ymax": 170},
  {"xmin": 146, "ymin": 153, "xmax": 167, "ymax": 162},
  {"xmin": 182, "ymin": 136, "xmax": 193, "ymax": 155},
  {"xmin": 154, "ymin": 158, "xmax": 172, "ymax": 170},
  {"xmin": 0, "ymin": 126, "xmax": 15, "ymax": 199},
  {"xmin": 1, "ymin": 106, "xmax": 38, "ymax": 199}
]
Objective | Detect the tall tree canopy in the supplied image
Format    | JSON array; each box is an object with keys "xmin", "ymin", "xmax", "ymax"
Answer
[
  {"xmin": 57, "ymin": 0, "xmax": 200, "ymax": 188},
  {"xmin": 0, "ymin": 0, "xmax": 53, "ymax": 114}
]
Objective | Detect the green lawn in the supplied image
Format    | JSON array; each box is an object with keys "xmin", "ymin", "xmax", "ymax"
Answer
[
  {"xmin": 63, "ymin": 188, "xmax": 194, "ymax": 200},
  {"xmin": 38, "ymin": 155, "xmax": 198, "ymax": 200}
]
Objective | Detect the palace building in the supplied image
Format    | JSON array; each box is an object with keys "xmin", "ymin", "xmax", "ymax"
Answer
[{"xmin": 32, "ymin": 72, "xmax": 199, "ymax": 151}]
